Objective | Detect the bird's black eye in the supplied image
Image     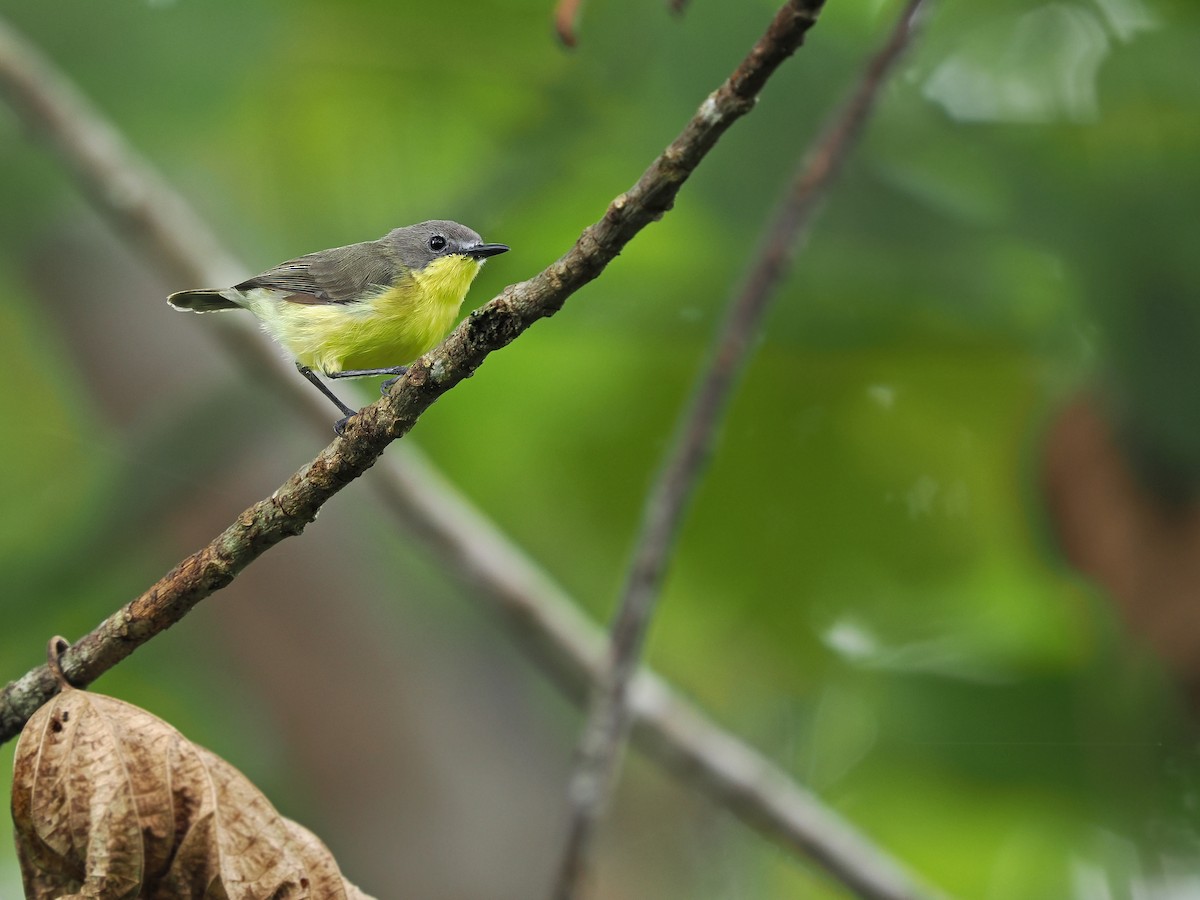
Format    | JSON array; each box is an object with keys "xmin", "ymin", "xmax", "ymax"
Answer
[{"xmin": 429, "ymin": 235, "xmax": 447, "ymax": 252}]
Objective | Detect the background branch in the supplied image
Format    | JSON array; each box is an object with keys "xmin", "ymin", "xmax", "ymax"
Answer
[
  {"xmin": 553, "ymin": 2, "xmax": 931, "ymax": 897},
  {"xmin": 0, "ymin": 5, "xmax": 935, "ymax": 899}
]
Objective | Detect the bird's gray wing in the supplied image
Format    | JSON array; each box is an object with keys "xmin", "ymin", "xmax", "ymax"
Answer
[{"xmin": 235, "ymin": 240, "xmax": 398, "ymax": 304}]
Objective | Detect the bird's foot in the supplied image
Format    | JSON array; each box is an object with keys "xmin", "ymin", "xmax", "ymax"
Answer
[{"xmin": 380, "ymin": 368, "xmax": 408, "ymax": 394}]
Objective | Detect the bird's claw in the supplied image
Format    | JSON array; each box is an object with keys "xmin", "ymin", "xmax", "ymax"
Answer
[
  {"xmin": 380, "ymin": 370, "xmax": 407, "ymax": 394},
  {"xmin": 334, "ymin": 415, "xmax": 353, "ymax": 435}
]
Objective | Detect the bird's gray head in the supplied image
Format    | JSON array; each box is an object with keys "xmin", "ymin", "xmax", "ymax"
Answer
[{"xmin": 383, "ymin": 220, "xmax": 509, "ymax": 271}]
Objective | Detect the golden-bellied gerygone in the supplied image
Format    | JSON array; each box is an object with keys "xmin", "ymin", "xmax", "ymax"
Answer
[{"xmin": 168, "ymin": 220, "xmax": 509, "ymax": 433}]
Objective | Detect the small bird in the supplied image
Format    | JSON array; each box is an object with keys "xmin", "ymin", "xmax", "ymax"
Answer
[{"xmin": 169, "ymin": 220, "xmax": 509, "ymax": 433}]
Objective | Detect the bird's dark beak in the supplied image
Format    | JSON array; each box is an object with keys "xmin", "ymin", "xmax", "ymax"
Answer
[{"xmin": 465, "ymin": 242, "xmax": 510, "ymax": 260}]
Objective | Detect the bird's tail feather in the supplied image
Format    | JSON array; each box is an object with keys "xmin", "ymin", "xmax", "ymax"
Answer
[{"xmin": 167, "ymin": 289, "xmax": 240, "ymax": 312}]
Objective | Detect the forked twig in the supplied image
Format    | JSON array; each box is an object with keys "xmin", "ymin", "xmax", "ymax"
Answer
[{"xmin": 551, "ymin": 2, "xmax": 931, "ymax": 898}]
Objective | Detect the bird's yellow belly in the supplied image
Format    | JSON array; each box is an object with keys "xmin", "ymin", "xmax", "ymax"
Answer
[{"xmin": 252, "ymin": 256, "xmax": 483, "ymax": 375}]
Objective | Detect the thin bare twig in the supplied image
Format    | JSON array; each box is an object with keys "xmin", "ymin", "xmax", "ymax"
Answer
[
  {"xmin": 0, "ymin": 6, "xmax": 937, "ymax": 898},
  {"xmin": 552, "ymin": 2, "xmax": 931, "ymax": 898}
]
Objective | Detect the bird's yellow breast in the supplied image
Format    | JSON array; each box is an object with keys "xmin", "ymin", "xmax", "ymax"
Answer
[{"xmin": 258, "ymin": 255, "xmax": 484, "ymax": 375}]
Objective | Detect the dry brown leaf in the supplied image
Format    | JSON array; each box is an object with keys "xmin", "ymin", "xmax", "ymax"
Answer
[{"xmin": 11, "ymin": 639, "xmax": 376, "ymax": 900}]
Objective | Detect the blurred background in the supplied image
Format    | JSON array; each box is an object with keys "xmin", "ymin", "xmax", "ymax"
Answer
[{"xmin": 2, "ymin": 0, "xmax": 1199, "ymax": 896}]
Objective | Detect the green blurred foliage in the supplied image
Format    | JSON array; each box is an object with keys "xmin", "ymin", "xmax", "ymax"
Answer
[{"xmin": 2, "ymin": 0, "xmax": 1199, "ymax": 897}]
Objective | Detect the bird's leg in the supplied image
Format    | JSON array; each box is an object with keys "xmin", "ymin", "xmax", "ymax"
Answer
[
  {"xmin": 327, "ymin": 365, "xmax": 408, "ymax": 379},
  {"xmin": 295, "ymin": 362, "xmax": 358, "ymax": 433},
  {"xmin": 324, "ymin": 365, "xmax": 410, "ymax": 395}
]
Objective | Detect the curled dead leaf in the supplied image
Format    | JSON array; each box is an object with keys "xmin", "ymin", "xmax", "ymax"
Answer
[{"xmin": 11, "ymin": 638, "xmax": 375, "ymax": 899}]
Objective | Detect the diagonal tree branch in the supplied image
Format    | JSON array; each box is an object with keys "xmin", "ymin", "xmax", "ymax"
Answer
[
  {"xmin": 0, "ymin": 0, "xmax": 826, "ymax": 733},
  {"xmin": 0, "ymin": 6, "xmax": 938, "ymax": 899},
  {"xmin": 552, "ymin": 2, "xmax": 932, "ymax": 897}
]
